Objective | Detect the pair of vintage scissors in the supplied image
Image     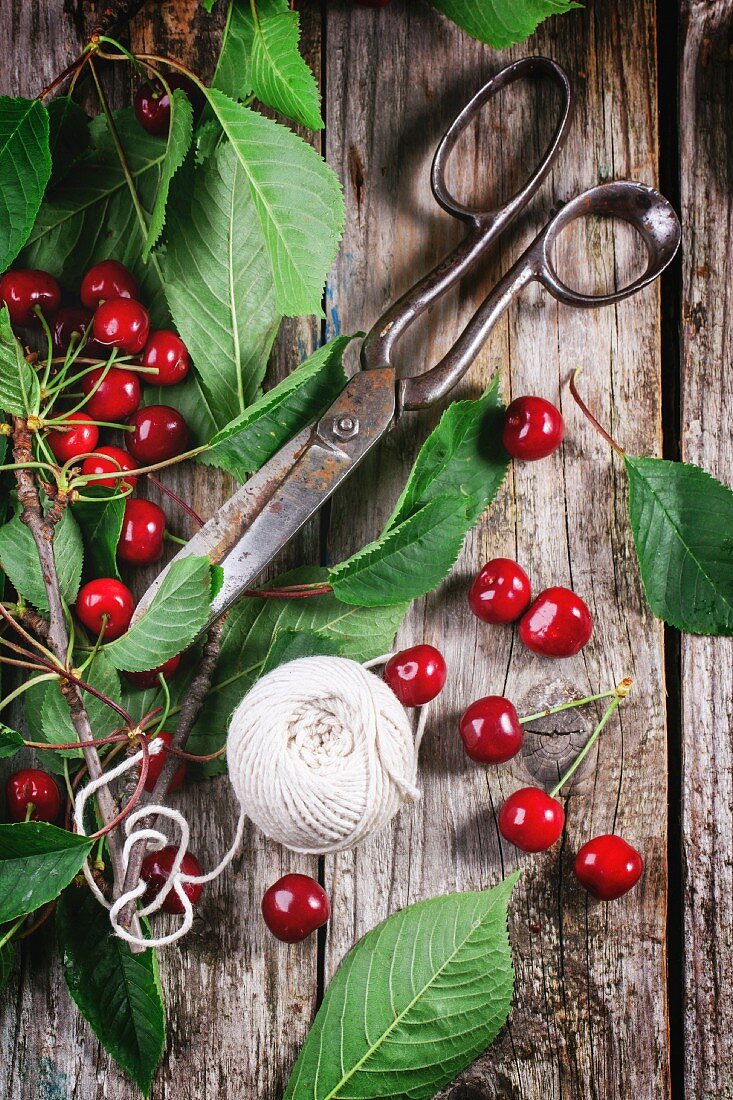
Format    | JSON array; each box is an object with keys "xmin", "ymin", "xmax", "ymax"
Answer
[{"xmin": 132, "ymin": 56, "xmax": 681, "ymax": 633}]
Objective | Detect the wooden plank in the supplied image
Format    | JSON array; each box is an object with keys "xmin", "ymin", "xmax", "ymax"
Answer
[
  {"xmin": 323, "ymin": 2, "xmax": 669, "ymax": 1097},
  {"xmin": 0, "ymin": 4, "xmax": 321, "ymax": 1098},
  {"xmin": 678, "ymin": 5, "xmax": 733, "ymax": 1096}
]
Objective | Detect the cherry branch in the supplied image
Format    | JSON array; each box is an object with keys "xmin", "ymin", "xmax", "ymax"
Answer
[
  {"xmin": 11, "ymin": 417, "xmax": 140, "ymax": 936},
  {"xmin": 115, "ymin": 616, "xmax": 226, "ymax": 947}
]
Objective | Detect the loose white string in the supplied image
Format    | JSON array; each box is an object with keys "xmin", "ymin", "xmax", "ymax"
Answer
[{"xmin": 72, "ymin": 652, "xmax": 431, "ymax": 947}]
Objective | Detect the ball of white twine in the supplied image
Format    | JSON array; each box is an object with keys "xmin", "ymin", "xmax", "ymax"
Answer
[
  {"xmin": 227, "ymin": 655, "xmax": 425, "ymax": 855},
  {"xmin": 72, "ymin": 653, "xmax": 427, "ymax": 947}
]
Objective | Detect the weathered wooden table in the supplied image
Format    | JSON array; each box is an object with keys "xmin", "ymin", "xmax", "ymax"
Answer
[{"xmin": 1, "ymin": 1, "xmax": 731, "ymax": 1097}]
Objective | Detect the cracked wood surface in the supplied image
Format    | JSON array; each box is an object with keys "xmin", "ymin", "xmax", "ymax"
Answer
[{"xmin": 1, "ymin": 0, "xmax": 729, "ymax": 1097}]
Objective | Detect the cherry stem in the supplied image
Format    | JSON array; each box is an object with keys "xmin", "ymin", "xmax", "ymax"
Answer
[
  {"xmin": 148, "ymin": 474, "xmax": 204, "ymax": 528},
  {"xmin": 23, "ymin": 730, "xmax": 130, "ymax": 752},
  {"xmin": 245, "ymin": 582, "xmax": 333, "ymax": 600},
  {"xmin": 37, "ymin": 46, "xmax": 92, "ymax": 100},
  {"xmin": 519, "ymin": 688, "xmax": 619, "ymax": 725},
  {"xmin": 76, "ymin": 443, "xmax": 209, "ymax": 484},
  {"xmin": 569, "ymin": 366, "xmax": 626, "ymax": 458},
  {"xmin": 0, "ymin": 914, "xmax": 26, "ymax": 951},
  {"xmin": 0, "ymin": 603, "xmax": 58, "ymax": 663},
  {"xmin": 550, "ymin": 678, "xmax": 632, "ymax": 798}
]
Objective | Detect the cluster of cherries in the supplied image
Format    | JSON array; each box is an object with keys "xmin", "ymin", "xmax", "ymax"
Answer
[{"xmin": 0, "ymin": 257, "xmax": 200, "ymax": 906}]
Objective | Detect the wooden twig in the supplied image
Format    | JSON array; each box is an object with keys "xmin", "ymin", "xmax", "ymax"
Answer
[
  {"xmin": 115, "ymin": 616, "xmax": 226, "ymax": 947},
  {"xmin": 12, "ymin": 418, "xmax": 140, "ymax": 936}
]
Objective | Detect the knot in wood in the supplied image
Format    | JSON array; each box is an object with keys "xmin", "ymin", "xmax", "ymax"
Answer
[{"xmin": 516, "ymin": 677, "xmax": 592, "ymax": 787}]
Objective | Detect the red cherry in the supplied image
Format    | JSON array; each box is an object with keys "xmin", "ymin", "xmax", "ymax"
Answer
[
  {"xmin": 502, "ymin": 396, "xmax": 565, "ymax": 461},
  {"xmin": 498, "ymin": 787, "xmax": 565, "ymax": 852},
  {"xmin": 468, "ymin": 557, "xmax": 532, "ymax": 624},
  {"xmin": 80, "ymin": 260, "xmax": 140, "ymax": 310},
  {"xmin": 519, "ymin": 586, "xmax": 593, "ymax": 658},
  {"xmin": 81, "ymin": 446, "xmax": 139, "ymax": 491},
  {"xmin": 134, "ymin": 74, "xmax": 206, "ymax": 137},
  {"xmin": 46, "ymin": 413, "xmax": 99, "ymax": 464},
  {"xmin": 127, "ymin": 405, "xmax": 190, "ymax": 464},
  {"xmin": 118, "ymin": 498, "xmax": 166, "ymax": 565},
  {"xmin": 5, "ymin": 768, "xmax": 61, "ymax": 823},
  {"xmin": 574, "ymin": 834, "xmax": 644, "ymax": 901},
  {"xmin": 76, "ymin": 578, "xmax": 135, "ymax": 640},
  {"xmin": 459, "ymin": 696, "xmax": 523, "ymax": 764},
  {"xmin": 141, "ymin": 329, "xmax": 190, "ymax": 386},
  {"xmin": 125, "ymin": 655, "xmax": 181, "ymax": 690},
  {"xmin": 81, "ymin": 366, "xmax": 141, "ymax": 422},
  {"xmin": 261, "ymin": 873, "xmax": 331, "ymax": 943},
  {"xmin": 93, "ymin": 297, "xmax": 150, "ymax": 354},
  {"xmin": 52, "ymin": 306, "xmax": 105, "ymax": 357},
  {"xmin": 141, "ymin": 845, "xmax": 203, "ymax": 914},
  {"xmin": 0, "ymin": 269, "xmax": 61, "ymax": 327},
  {"xmin": 143, "ymin": 731, "xmax": 186, "ymax": 794},
  {"xmin": 384, "ymin": 644, "xmax": 446, "ymax": 707}
]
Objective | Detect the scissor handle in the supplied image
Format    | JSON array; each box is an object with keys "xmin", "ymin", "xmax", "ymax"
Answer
[
  {"xmin": 360, "ymin": 57, "xmax": 574, "ymax": 373},
  {"xmin": 400, "ymin": 180, "xmax": 681, "ymax": 410}
]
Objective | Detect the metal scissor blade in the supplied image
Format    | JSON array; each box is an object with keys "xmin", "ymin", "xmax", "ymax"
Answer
[{"xmin": 130, "ymin": 368, "xmax": 396, "ymax": 633}]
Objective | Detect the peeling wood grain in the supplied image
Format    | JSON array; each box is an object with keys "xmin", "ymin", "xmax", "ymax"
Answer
[{"xmin": 679, "ymin": 4, "xmax": 733, "ymax": 1097}]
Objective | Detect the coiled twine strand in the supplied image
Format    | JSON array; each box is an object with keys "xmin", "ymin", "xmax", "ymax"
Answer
[
  {"xmin": 73, "ymin": 654, "xmax": 426, "ymax": 946},
  {"xmin": 226, "ymin": 655, "xmax": 424, "ymax": 854}
]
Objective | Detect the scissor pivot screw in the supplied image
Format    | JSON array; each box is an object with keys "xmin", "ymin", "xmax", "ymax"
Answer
[{"xmin": 333, "ymin": 415, "xmax": 359, "ymax": 440}]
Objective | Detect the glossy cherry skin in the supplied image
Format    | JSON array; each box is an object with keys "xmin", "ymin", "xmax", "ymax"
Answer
[
  {"xmin": 46, "ymin": 413, "xmax": 99, "ymax": 464},
  {"xmin": 93, "ymin": 297, "xmax": 150, "ymax": 354},
  {"xmin": 5, "ymin": 769, "xmax": 62, "ymax": 823},
  {"xmin": 80, "ymin": 259, "xmax": 140, "ymax": 310},
  {"xmin": 499, "ymin": 787, "xmax": 565, "ymax": 852},
  {"xmin": 502, "ymin": 396, "xmax": 565, "ymax": 461},
  {"xmin": 125, "ymin": 655, "xmax": 181, "ymax": 690},
  {"xmin": 574, "ymin": 835, "xmax": 644, "ymax": 901},
  {"xmin": 118, "ymin": 498, "xmax": 166, "ymax": 565},
  {"xmin": 142, "ymin": 330, "xmax": 191, "ymax": 386},
  {"xmin": 519, "ymin": 586, "xmax": 593, "ymax": 659},
  {"xmin": 51, "ymin": 306, "xmax": 106, "ymax": 357},
  {"xmin": 261, "ymin": 874, "xmax": 331, "ymax": 943},
  {"xmin": 468, "ymin": 557, "xmax": 532, "ymax": 624},
  {"xmin": 81, "ymin": 366, "xmax": 141, "ymax": 423},
  {"xmin": 127, "ymin": 405, "xmax": 190, "ymax": 464},
  {"xmin": 459, "ymin": 696, "xmax": 523, "ymax": 764},
  {"xmin": 384, "ymin": 644, "xmax": 446, "ymax": 707},
  {"xmin": 81, "ymin": 446, "xmax": 139, "ymax": 491},
  {"xmin": 0, "ymin": 269, "xmax": 61, "ymax": 326},
  {"xmin": 143, "ymin": 731, "xmax": 186, "ymax": 794},
  {"xmin": 141, "ymin": 845, "xmax": 203, "ymax": 914},
  {"xmin": 134, "ymin": 74, "xmax": 205, "ymax": 137},
  {"xmin": 76, "ymin": 577, "xmax": 135, "ymax": 640}
]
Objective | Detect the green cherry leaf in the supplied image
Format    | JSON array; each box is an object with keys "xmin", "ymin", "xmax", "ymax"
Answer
[
  {"xmin": 0, "ymin": 508, "xmax": 83, "ymax": 612},
  {"xmin": 39, "ymin": 651, "xmax": 122, "ymax": 763},
  {"xmin": 330, "ymin": 494, "xmax": 471, "ymax": 607},
  {"xmin": 142, "ymin": 88, "xmax": 193, "ymax": 260},
  {"xmin": 387, "ymin": 374, "xmax": 508, "ymax": 530},
  {"xmin": 57, "ymin": 887, "xmax": 165, "ymax": 1097},
  {"xmin": 428, "ymin": 0, "xmax": 579, "ymax": 48},
  {"xmin": 625, "ymin": 455, "xmax": 733, "ymax": 635},
  {"xmin": 0, "ymin": 823, "xmax": 94, "ymax": 923},
  {"xmin": 104, "ymin": 555, "xmax": 213, "ymax": 672},
  {"xmin": 0, "ymin": 304, "xmax": 41, "ymax": 417},
  {"xmin": 0, "ymin": 723, "xmax": 24, "ymax": 759},
  {"xmin": 47, "ymin": 96, "xmax": 90, "ymax": 187},
  {"xmin": 213, "ymin": 0, "xmax": 290, "ymax": 101},
  {"xmin": 201, "ymin": 335, "xmax": 352, "ymax": 481},
  {"xmin": 250, "ymin": 9, "xmax": 324, "ymax": 130},
  {"xmin": 0, "ymin": 96, "xmax": 52, "ymax": 272},
  {"xmin": 204, "ymin": 90, "xmax": 344, "ymax": 317},
  {"xmin": 71, "ymin": 487, "xmax": 125, "ymax": 580},
  {"xmin": 160, "ymin": 141, "xmax": 280, "ymax": 425},
  {"xmin": 284, "ymin": 875, "xmax": 518, "ymax": 1100}
]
